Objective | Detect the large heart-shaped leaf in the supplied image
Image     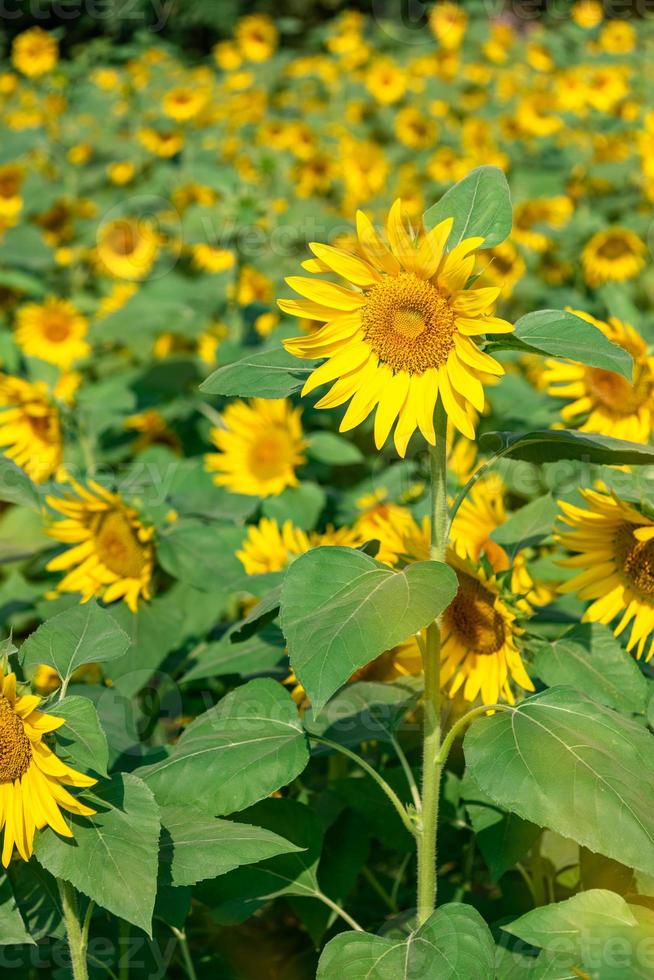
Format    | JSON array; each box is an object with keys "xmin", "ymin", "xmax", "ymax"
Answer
[
  {"xmin": 464, "ymin": 687, "xmax": 654, "ymax": 877},
  {"xmin": 142, "ymin": 679, "xmax": 309, "ymax": 815},
  {"xmin": 423, "ymin": 166, "xmax": 512, "ymax": 249},
  {"xmin": 20, "ymin": 601, "xmax": 131, "ymax": 686},
  {"xmin": 280, "ymin": 547, "xmax": 457, "ymax": 711},
  {"xmin": 35, "ymin": 774, "xmax": 160, "ymax": 936},
  {"xmin": 317, "ymin": 903, "xmax": 495, "ymax": 979}
]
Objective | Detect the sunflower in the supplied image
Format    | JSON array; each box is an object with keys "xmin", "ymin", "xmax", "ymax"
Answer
[
  {"xmin": 11, "ymin": 27, "xmax": 58, "ymax": 78},
  {"xmin": 162, "ymin": 87, "xmax": 208, "ymax": 122},
  {"xmin": 429, "ymin": 2, "xmax": 468, "ymax": 50},
  {"xmin": 236, "ymin": 517, "xmax": 360, "ymax": 575},
  {"xmin": 138, "ymin": 128, "xmax": 184, "ymax": 158},
  {"xmin": 543, "ymin": 310, "xmax": 654, "ymax": 442},
  {"xmin": 0, "ymin": 164, "xmax": 23, "ymax": 222},
  {"xmin": 0, "ymin": 665, "xmax": 96, "ymax": 867},
  {"xmin": 0, "ymin": 375, "xmax": 62, "ymax": 483},
  {"xmin": 15, "ymin": 298, "xmax": 89, "ymax": 369},
  {"xmin": 440, "ymin": 554, "xmax": 532, "ymax": 704},
  {"xmin": 205, "ymin": 398, "xmax": 306, "ymax": 498},
  {"xmin": 96, "ymin": 217, "xmax": 159, "ymax": 280},
  {"xmin": 279, "ymin": 200, "xmax": 511, "ymax": 456},
  {"xmin": 581, "ymin": 228, "xmax": 646, "ymax": 287},
  {"xmin": 558, "ymin": 489, "xmax": 654, "ymax": 661},
  {"xmin": 235, "ymin": 14, "xmax": 278, "ymax": 63},
  {"xmin": 46, "ymin": 480, "xmax": 154, "ymax": 612},
  {"xmin": 478, "ymin": 241, "xmax": 526, "ymax": 297},
  {"xmin": 572, "ymin": 0, "xmax": 603, "ymax": 28},
  {"xmin": 191, "ymin": 244, "xmax": 236, "ymax": 274}
]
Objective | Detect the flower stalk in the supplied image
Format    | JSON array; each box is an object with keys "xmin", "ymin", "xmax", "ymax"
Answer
[
  {"xmin": 416, "ymin": 399, "xmax": 449, "ymax": 925},
  {"xmin": 58, "ymin": 879, "xmax": 89, "ymax": 980}
]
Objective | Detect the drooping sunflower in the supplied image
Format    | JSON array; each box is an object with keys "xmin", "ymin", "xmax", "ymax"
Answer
[
  {"xmin": 558, "ymin": 489, "xmax": 654, "ymax": 661},
  {"xmin": 279, "ymin": 200, "xmax": 511, "ymax": 456},
  {"xmin": 543, "ymin": 310, "xmax": 654, "ymax": 442},
  {"xmin": 205, "ymin": 398, "xmax": 306, "ymax": 498},
  {"xmin": 236, "ymin": 517, "xmax": 360, "ymax": 575},
  {"xmin": 15, "ymin": 297, "xmax": 89, "ymax": 369},
  {"xmin": 0, "ymin": 375, "xmax": 62, "ymax": 483},
  {"xmin": 440, "ymin": 554, "xmax": 532, "ymax": 705},
  {"xmin": 581, "ymin": 228, "xmax": 646, "ymax": 287},
  {"xmin": 96, "ymin": 217, "xmax": 159, "ymax": 281},
  {"xmin": 46, "ymin": 480, "xmax": 154, "ymax": 612},
  {"xmin": 0, "ymin": 665, "xmax": 96, "ymax": 867}
]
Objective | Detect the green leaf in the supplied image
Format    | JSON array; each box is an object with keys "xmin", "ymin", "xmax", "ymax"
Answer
[
  {"xmin": 159, "ymin": 805, "xmax": 301, "ymax": 887},
  {"xmin": 181, "ymin": 624, "xmax": 284, "ymax": 683},
  {"xmin": 200, "ymin": 348, "xmax": 316, "ymax": 398},
  {"xmin": 504, "ymin": 889, "xmax": 637, "ymax": 952},
  {"xmin": 8, "ymin": 860, "xmax": 62, "ymax": 941},
  {"xmin": 423, "ymin": 166, "xmax": 512, "ymax": 249},
  {"xmin": 48, "ymin": 696, "xmax": 110, "ymax": 778},
  {"xmin": 0, "ymin": 873, "xmax": 34, "ymax": 946},
  {"xmin": 317, "ymin": 903, "xmax": 495, "ymax": 979},
  {"xmin": 20, "ymin": 601, "xmax": 131, "ymax": 685},
  {"xmin": 141, "ymin": 679, "xmax": 309, "ymax": 815},
  {"xmin": 307, "ymin": 432, "xmax": 364, "ymax": 466},
  {"xmin": 157, "ymin": 519, "xmax": 248, "ymax": 592},
  {"xmin": 0, "ymin": 456, "xmax": 41, "ymax": 510},
  {"xmin": 490, "ymin": 494, "xmax": 558, "ymax": 554},
  {"xmin": 480, "ymin": 429, "xmax": 654, "ymax": 466},
  {"xmin": 461, "ymin": 773, "xmax": 541, "ymax": 881},
  {"xmin": 35, "ymin": 774, "xmax": 160, "ymax": 936},
  {"xmin": 304, "ymin": 678, "xmax": 421, "ymax": 746},
  {"xmin": 102, "ymin": 594, "xmax": 185, "ymax": 696},
  {"xmin": 531, "ymin": 624, "xmax": 649, "ymax": 716},
  {"xmin": 495, "ymin": 309, "xmax": 633, "ymax": 381},
  {"xmin": 464, "ymin": 687, "xmax": 654, "ymax": 877},
  {"xmin": 280, "ymin": 547, "xmax": 457, "ymax": 711},
  {"xmin": 262, "ymin": 482, "xmax": 326, "ymax": 531}
]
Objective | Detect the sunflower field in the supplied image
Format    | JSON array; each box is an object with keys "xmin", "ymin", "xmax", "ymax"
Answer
[{"xmin": 1, "ymin": 2, "xmax": 654, "ymax": 978}]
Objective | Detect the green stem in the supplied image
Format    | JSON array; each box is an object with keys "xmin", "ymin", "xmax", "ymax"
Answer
[
  {"xmin": 58, "ymin": 880, "xmax": 89, "ymax": 980},
  {"xmin": 361, "ymin": 866, "xmax": 398, "ymax": 913},
  {"xmin": 315, "ymin": 890, "xmax": 364, "ymax": 932},
  {"xmin": 390, "ymin": 733, "xmax": 421, "ymax": 812},
  {"xmin": 310, "ymin": 735, "xmax": 417, "ymax": 839},
  {"xmin": 416, "ymin": 400, "xmax": 449, "ymax": 926},
  {"xmin": 171, "ymin": 928, "xmax": 198, "ymax": 980},
  {"xmin": 437, "ymin": 703, "xmax": 511, "ymax": 767}
]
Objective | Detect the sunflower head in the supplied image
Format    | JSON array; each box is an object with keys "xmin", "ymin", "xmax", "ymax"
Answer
[
  {"xmin": 581, "ymin": 228, "xmax": 646, "ymax": 287},
  {"xmin": 205, "ymin": 398, "xmax": 306, "ymax": 498},
  {"xmin": 279, "ymin": 200, "xmax": 512, "ymax": 457},
  {"xmin": 0, "ymin": 374, "xmax": 62, "ymax": 483},
  {"xmin": 46, "ymin": 480, "xmax": 154, "ymax": 612},
  {"xmin": 96, "ymin": 217, "xmax": 159, "ymax": 281},
  {"xmin": 0, "ymin": 665, "xmax": 96, "ymax": 867},
  {"xmin": 15, "ymin": 297, "xmax": 89, "ymax": 370}
]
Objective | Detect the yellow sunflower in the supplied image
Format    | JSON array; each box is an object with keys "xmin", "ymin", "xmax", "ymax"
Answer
[
  {"xmin": 96, "ymin": 217, "xmax": 159, "ymax": 281},
  {"xmin": 478, "ymin": 241, "xmax": 526, "ymax": 298},
  {"xmin": 236, "ymin": 517, "xmax": 360, "ymax": 575},
  {"xmin": 162, "ymin": 87, "xmax": 208, "ymax": 122},
  {"xmin": 0, "ymin": 375, "xmax": 62, "ymax": 483},
  {"xmin": 191, "ymin": 244, "xmax": 236, "ymax": 274},
  {"xmin": 543, "ymin": 310, "xmax": 654, "ymax": 442},
  {"xmin": 11, "ymin": 27, "xmax": 58, "ymax": 78},
  {"xmin": 558, "ymin": 489, "xmax": 654, "ymax": 661},
  {"xmin": 205, "ymin": 398, "xmax": 306, "ymax": 497},
  {"xmin": 235, "ymin": 14, "xmax": 278, "ymax": 63},
  {"xmin": 46, "ymin": 480, "xmax": 154, "ymax": 613},
  {"xmin": 440, "ymin": 554, "xmax": 532, "ymax": 705},
  {"xmin": 279, "ymin": 200, "xmax": 511, "ymax": 456},
  {"xmin": 15, "ymin": 298, "xmax": 89, "ymax": 369},
  {"xmin": 0, "ymin": 665, "xmax": 96, "ymax": 867},
  {"xmin": 581, "ymin": 228, "xmax": 646, "ymax": 287},
  {"xmin": 429, "ymin": 2, "xmax": 468, "ymax": 49}
]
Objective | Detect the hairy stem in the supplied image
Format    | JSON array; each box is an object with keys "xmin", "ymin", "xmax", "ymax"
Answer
[
  {"xmin": 58, "ymin": 880, "xmax": 89, "ymax": 980},
  {"xmin": 416, "ymin": 400, "xmax": 449, "ymax": 925}
]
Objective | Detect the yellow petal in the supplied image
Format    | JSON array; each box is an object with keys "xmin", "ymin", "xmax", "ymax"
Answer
[
  {"xmin": 386, "ymin": 199, "xmax": 417, "ymax": 272},
  {"xmin": 309, "ymin": 243, "xmax": 380, "ymax": 287},
  {"xmin": 415, "ymin": 218, "xmax": 454, "ymax": 280},
  {"xmin": 285, "ymin": 276, "xmax": 365, "ymax": 312},
  {"xmin": 356, "ymin": 210, "xmax": 401, "ymax": 276},
  {"xmin": 374, "ymin": 371, "xmax": 410, "ymax": 448}
]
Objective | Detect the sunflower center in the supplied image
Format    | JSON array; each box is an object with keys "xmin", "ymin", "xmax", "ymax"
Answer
[
  {"xmin": 361, "ymin": 272, "xmax": 455, "ymax": 374},
  {"xmin": 43, "ymin": 313, "xmax": 72, "ymax": 343},
  {"xmin": 597, "ymin": 236, "xmax": 630, "ymax": 260},
  {"xmin": 444, "ymin": 571, "xmax": 506, "ymax": 655},
  {"xmin": 94, "ymin": 510, "xmax": 147, "ymax": 579},
  {"xmin": 107, "ymin": 222, "xmax": 137, "ymax": 256},
  {"xmin": 0, "ymin": 695, "xmax": 32, "ymax": 783},
  {"xmin": 616, "ymin": 524, "xmax": 654, "ymax": 597},
  {"xmin": 249, "ymin": 430, "xmax": 293, "ymax": 480}
]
